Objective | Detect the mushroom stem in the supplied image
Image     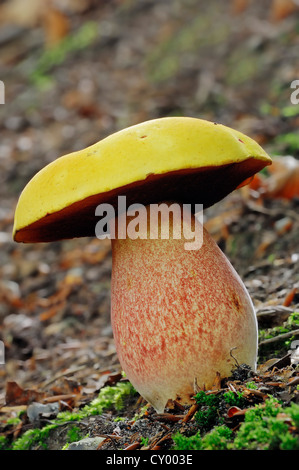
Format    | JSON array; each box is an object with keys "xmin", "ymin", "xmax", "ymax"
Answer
[{"xmin": 111, "ymin": 203, "xmax": 257, "ymax": 413}]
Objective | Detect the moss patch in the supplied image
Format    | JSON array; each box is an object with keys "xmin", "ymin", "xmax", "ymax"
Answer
[
  {"xmin": 173, "ymin": 396, "xmax": 299, "ymax": 450},
  {"xmin": 4, "ymin": 381, "xmax": 136, "ymax": 450}
]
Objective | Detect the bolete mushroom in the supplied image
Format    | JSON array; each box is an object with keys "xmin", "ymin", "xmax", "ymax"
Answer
[{"xmin": 13, "ymin": 117, "xmax": 272, "ymax": 413}]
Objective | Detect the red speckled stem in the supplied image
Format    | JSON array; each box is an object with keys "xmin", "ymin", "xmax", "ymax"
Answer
[{"xmin": 111, "ymin": 204, "xmax": 257, "ymax": 413}]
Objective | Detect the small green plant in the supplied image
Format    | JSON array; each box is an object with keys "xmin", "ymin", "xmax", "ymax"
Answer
[
  {"xmin": 140, "ymin": 436, "xmax": 149, "ymax": 447},
  {"xmin": 133, "ymin": 403, "xmax": 149, "ymax": 422},
  {"xmin": 31, "ymin": 22, "xmax": 98, "ymax": 88},
  {"xmin": 113, "ymin": 416, "xmax": 125, "ymax": 422},
  {"xmin": 245, "ymin": 381, "xmax": 258, "ymax": 390}
]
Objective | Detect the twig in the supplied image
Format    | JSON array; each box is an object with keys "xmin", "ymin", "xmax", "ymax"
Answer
[
  {"xmin": 96, "ymin": 434, "xmax": 121, "ymax": 450},
  {"xmin": 149, "ymin": 431, "xmax": 172, "ymax": 450},
  {"xmin": 181, "ymin": 403, "xmax": 199, "ymax": 423},
  {"xmin": 256, "ymin": 305, "xmax": 293, "ymax": 319},
  {"xmin": 230, "ymin": 347, "xmax": 240, "ymax": 367},
  {"xmin": 259, "ymin": 329, "xmax": 299, "ymax": 346},
  {"xmin": 41, "ymin": 365, "xmax": 87, "ymax": 388},
  {"xmin": 246, "ymin": 200, "xmax": 299, "ymax": 222},
  {"xmin": 124, "ymin": 441, "xmax": 141, "ymax": 450},
  {"xmin": 153, "ymin": 413, "xmax": 185, "ymax": 422}
]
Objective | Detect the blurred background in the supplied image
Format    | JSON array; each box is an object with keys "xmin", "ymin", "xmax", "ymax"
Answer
[{"xmin": 0, "ymin": 0, "xmax": 298, "ymax": 409}]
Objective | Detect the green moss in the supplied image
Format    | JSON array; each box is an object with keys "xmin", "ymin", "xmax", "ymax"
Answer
[
  {"xmin": 194, "ymin": 390, "xmax": 248, "ymax": 429},
  {"xmin": 0, "ymin": 435, "xmax": 9, "ymax": 450},
  {"xmin": 286, "ymin": 402, "xmax": 299, "ymax": 429},
  {"xmin": 233, "ymin": 417, "xmax": 288, "ymax": 450},
  {"xmin": 12, "ymin": 424, "xmax": 58, "ymax": 450},
  {"xmin": 173, "ymin": 426, "xmax": 233, "ymax": 450},
  {"xmin": 259, "ymin": 311, "xmax": 299, "ymax": 359},
  {"xmin": 173, "ymin": 397, "xmax": 299, "ymax": 450},
  {"xmin": 232, "ymin": 398, "xmax": 299, "ymax": 450},
  {"xmin": 6, "ymin": 417, "xmax": 22, "ymax": 426},
  {"xmin": 65, "ymin": 426, "xmax": 82, "ymax": 443},
  {"xmin": 132, "ymin": 403, "xmax": 149, "ymax": 422},
  {"xmin": 201, "ymin": 426, "xmax": 233, "ymax": 450},
  {"xmin": 172, "ymin": 431, "xmax": 203, "ymax": 450},
  {"xmin": 58, "ymin": 381, "xmax": 136, "ymax": 422},
  {"xmin": 194, "ymin": 391, "xmax": 223, "ymax": 429},
  {"xmin": 223, "ymin": 390, "xmax": 246, "ymax": 408},
  {"xmin": 245, "ymin": 381, "xmax": 258, "ymax": 390},
  {"xmin": 9, "ymin": 381, "xmax": 137, "ymax": 450}
]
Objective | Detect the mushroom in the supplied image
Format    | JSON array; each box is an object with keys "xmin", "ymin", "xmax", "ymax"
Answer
[{"xmin": 13, "ymin": 117, "xmax": 272, "ymax": 413}]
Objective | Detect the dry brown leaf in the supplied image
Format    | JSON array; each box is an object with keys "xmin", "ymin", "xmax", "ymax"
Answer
[
  {"xmin": 204, "ymin": 207, "xmax": 243, "ymax": 243},
  {"xmin": 249, "ymin": 156, "xmax": 299, "ymax": 200},
  {"xmin": 43, "ymin": 7, "xmax": 70, "ymax": 48},
  {"xmin": 270, "ymin": 0, "xmax": 299, "ymax": 21},
  {"xmin": 283, "ymin": 287, "xmax": 297, "ymax": 307},
  {"xmin": 39, "ymin": 301, "xmax": 66, "ymax": 322},
  {"xmin": 36, "ymin": 283, "xmax": 72, "ymax": 309},
  {"xmin": 231, "ymin": 0, "xmax": 251, "ymax": 15},
  {"xmin": 59, "ymin": 239, "xmax": 110, "ymax": 269},
  {"xmin": 0, "ymin": 0, "xmax": 46, "ymax": 27},
  {"xmin": 5, "ymin": 381, "xmax": 45, "ymax": 406},
  {"xmin": 0, "ymin": 0, "xmax": 69, "ymax": 47}
]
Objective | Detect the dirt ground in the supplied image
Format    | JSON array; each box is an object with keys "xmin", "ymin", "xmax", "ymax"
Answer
[{"xmin": 0, "ymin": 0, "xmax": 298, "ymax": 450}]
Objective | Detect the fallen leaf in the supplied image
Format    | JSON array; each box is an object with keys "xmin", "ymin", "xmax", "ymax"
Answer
[
  {"xmin": 0, "ymin": 0, "xmax": 45, "ymax": 27},
  {"xmin": 0, "ymin": 0, "xmax": 69, "ymax": 47},
  {"xmin": 39, "ymin": 302, "xmax": 66, "ymax": 322},
  {"xmin": 43, "ymin": 7, "xmax": 70, "ymax": 48},
  {"xmin": 249, "ymin": 156, "xmax": 299, "ymax": 200},
  {"xmin": 231, "ymin": 0, "xmax": 250, "ymax": 15},
  {"xmin": 283, "ymin": 286, "xmax": 297, "ymax": 306},
  {"xmin": 270, "ymin": 0, "xmax": 299, "ymax": 21},
  {"xmin": 5, "ymin": 381, "xmax": 45, "ymax": 406}
]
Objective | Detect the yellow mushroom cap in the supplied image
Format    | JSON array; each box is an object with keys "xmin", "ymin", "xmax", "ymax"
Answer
[{"xmin": 13, "ymin": 117, "xmax": 272, "ymax": 243}]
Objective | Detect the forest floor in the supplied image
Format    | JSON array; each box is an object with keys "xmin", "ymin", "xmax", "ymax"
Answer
[{"xmin": 0, "ymin": 0, "xmax": 298, "ymax": 451}]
